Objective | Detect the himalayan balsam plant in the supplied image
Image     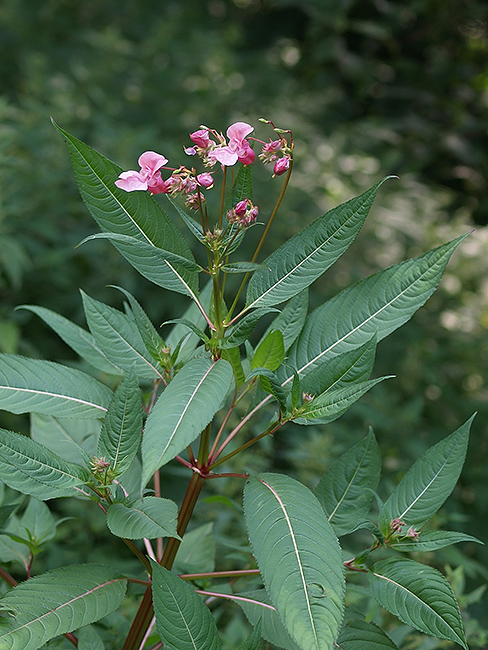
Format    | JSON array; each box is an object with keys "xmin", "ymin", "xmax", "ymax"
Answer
[{"xmin": 0, "ymin": 119, "xmax": 479, "ymax": 650}]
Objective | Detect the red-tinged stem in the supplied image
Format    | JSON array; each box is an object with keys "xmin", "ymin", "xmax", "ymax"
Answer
[
  {"xmin": 0, "ymin": 566, "xmax": 17, "ymax": 588},
  {"xmin": 179, "ymin": 569, "xmax": 260, "ymax": 581},
  {"xmin": 121, "ymin": 471, "xmax": 206, "ymax": 650},
  {"xmin": 209, "ymin": 420, "xmax": 282, "ymax": 471}
]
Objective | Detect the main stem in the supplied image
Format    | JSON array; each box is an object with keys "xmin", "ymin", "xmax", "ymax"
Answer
[{"xmin": 121, "ymin": 471, "xmax": 206, "ymax": 650}]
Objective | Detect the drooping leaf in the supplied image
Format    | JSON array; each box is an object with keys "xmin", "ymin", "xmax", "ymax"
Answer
[
  {"xmin": 384, "ymin": 416, "xmax": 473, "ymax": 528},
  {"xmin": 79, "ymin": 233, "xmax": 200, "ymax": 295},
  {"xmin": 285, "ymin": 236, "xmax": 466, "ymax": 385},
  {"xmin": 237, "ymin": 589, "xmax": 301, "ymax": 650},
  {"xmin": 259, "ymin": 290, "xmax": 308, "ymax": 352},
  {"xmin": 245, "ymin": 179, "xmax": 391, "ymax": 309},
  {"xmin": 369, "ymin": 558, "xmax": 467, "ymax": 649},
  {"xmin": 247, "ymin": 368, "xmax": 288, "ymax": 414},
  {"xmin": 151, "ymin": 562, "xmax": 222, "ymax": 650},
  {"xmin": 81, "ymin": 290, "xmax": 164, "ymax": 381},
  {"xmin": 389, "ymin": 530, "xmax": 483, "ymax": 552},
  {"xmin": 172, "ymin": 523, "xmax": 215, "ymax": 575},
  {"xmin": 31, "ymin": 414, "xmax": 100, "ymax": 464},
  {"xmin": 141, "ymin": 358, "xmax": 233, "ymax": 486},
  {"xmin": 97, "ymin": 367, "xmax": 143, "ymax": 477},
  {"xmin": 0, "ymin": 564, "xmax": 126, "ymax": 650},
  {"xmin": 221, "ymin": 347, "xmax": 246, "ymax": 387},
  {"xmin": 315, "ymin": 429, "xmax": 381, "ymax": 536},
  {"xmin": 251, "ymin": 330, "xmax": 285, "ymax": 372},
  {"xmin": 222, "ymin": 262, "xmax": 269, "ymax": 274},
  {"xmin": 336, "ymin": 618, "xmax": 399, "ymax": 649},
  {"xmin": 296, "ymin": 377, "xmax": 390, "ymax": 425},
  {"xmin": 0, "ymin": 428, "xmax": 91, "ymax": 500},
  {"xmin": 244, "ymin": 473, "xmax": 345, "ymax": 650},
  {"xmin": 18, "ymin": 305, "xmax": 123, "ymax": 376},
  {"xmin": 106, "ymin": 496, "xmax": 179, "ymax": 540},
  {"xmin": 54, "ymin": 122, "xmax": 195, "ymax": 272},
  {"xmin": 0, "ymin": 354, "xmax": 112, "ymax": 419}
]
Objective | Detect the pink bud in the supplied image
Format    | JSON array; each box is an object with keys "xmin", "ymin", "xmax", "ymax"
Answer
[
  {"xmin": 196, "ymin": 172, "xmax": 214, "ymax": 189},
  {"xmin": 273, "ymin": 156, "xmax": 290, "ymax": 176},
  {"xmin": 234, "ymin": 200, "xmax": 248, "ymax": 216}
]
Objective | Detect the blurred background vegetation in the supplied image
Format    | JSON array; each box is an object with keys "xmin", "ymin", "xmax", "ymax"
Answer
[{"xmin": 1, "ymin": 0, "xmax": 487, "ymax": 646}]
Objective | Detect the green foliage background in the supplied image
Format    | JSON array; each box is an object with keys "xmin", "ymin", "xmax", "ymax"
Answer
[{"xmin": 1, "ymin": 0, "xmax": 487, "ymax": 644}]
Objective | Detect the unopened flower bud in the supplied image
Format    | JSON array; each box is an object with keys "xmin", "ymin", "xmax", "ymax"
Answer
[
  {"xmin": 190, "ymin": 129, "xmax": 211, "ymax": 148},
  {"xmin": 196, "ymin": 172, "xmax": 214, "ymax": 189},
  {"xmin": 273, "ymin": 155, "xmax": 291, "ymax": 176}
]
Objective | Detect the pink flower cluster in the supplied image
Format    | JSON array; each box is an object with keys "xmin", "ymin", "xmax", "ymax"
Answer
[
  {"xmin": 227, "ymin": 199, "xmax": 259, "ymax": 228},
  {"xmin": 114, "ymin": 120, "xmax": 293, "ymax": 200}
]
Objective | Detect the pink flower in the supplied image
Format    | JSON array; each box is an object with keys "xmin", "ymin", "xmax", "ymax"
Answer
[
  {"xmin": 227, "ymin": 198, "xmax": 258, "ymax": 228},
  {"xmin": 190, "ymin": 129, "xmax": 212, "ymax": 149},
  {"xmin": 115, "ymin": 151, "xmax": 168, "ymax": 193},
  {"xmin": 209, "ymin": 122, "xmax": 255, "ymax": 166}
]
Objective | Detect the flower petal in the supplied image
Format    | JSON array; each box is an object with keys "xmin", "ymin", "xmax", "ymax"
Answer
[{"xmin": 115, "ymin": 171, "xmax": 148, "ymax": 192}]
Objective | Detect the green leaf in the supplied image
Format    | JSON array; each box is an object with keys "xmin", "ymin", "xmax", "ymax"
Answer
[
  {"xmin": 0, "ymin": 517, "xmax": 30, "ymax": 567},
  {"xmin": 315, "ymin": 429, "xmax": 381, "ymax": 536},
  {"xmin": 81, "ymin": 290, "xmax": 164, "ymax": 381},
  {"xmin": 300, "ymin": 336, "xmax": 377, "ymax": 397},
  {"xmin": 106, "ymin": 496, "xmax": 180, "ymax": 539},
  {"xmin": 97, "ymin": 367, "xmax": 143, "ymax": 478},
  {"xmin": 369, "ymin": 557, "xmax": 467, "ymax": 649},
  {"xmin": 285, "ymin": 236, "xmax": 466, "ymax": 384},
  {"xmin": 222, "ymin": 308, "xmax": 279, "ymax": 349},
  {"xmin": 384, "ymin": 416, "xmax": 473, "ymax": 528},
  {"xmin": 237, "ymin": 589, "xmax": 301, "ymax": 650},
  {"xmin": 165, "ymin": 281, "xmax": 213, "ymax": 360},
  {"xmin": 245, "ymin": 179, "xmax": 390, "ymax": 309},
  {"xmin": 259, "ymin": 290, "xmax": 308, "ymax": 352},
  {"xmin": 79, "ymin": 233, "xmax": 200, "ymax": 295},
  {"xmin": 31, "ymin": 414, "xmax": 100, "ymax": 464},
  {"xmin": 296, "ymin": 377, "xmax": 390, "ymax": 425},
  {"xmin": 222, "ymin": 262, "xmax": 268, "ymax": 274},
  {"xmin": 336, "ymin": 618, "xmax": 399, "ymax": 649},
  {"xmin": 173, "ymin": 523, "xmax": 215, "ymax": 575},
  {"xmin": 221, "ymin": 347, "xmax": 246, "ymax": 387},
  {"xmin": 0, "ymin": 564, "xmax": 126, "ymax": 650},
  {"xmin": 77, "ymin": 625, "xmax": 105, "ymax": 650},
  {"xmin": 247, "ymin": 368, "xmax": 288, "ymax": 413},
  {"xmin": 18, "ymin": 305, "xmax": 123, "ymax": 376},
  {"xmin": 251, "ymin": 331, "xmax": 284, "ymax": 372},
  {"xmin": 238, "ymin": 619, "xmax": 262, "ymax": 650},
  {"xmin": 389, "ymin": 530, "xmax": 483, "ymax": 552},
  {"xmin": 151, "ymin": 562, "xmax": 222, "ymax": 650},
  {"xmin": 0, "ymin": 428, "xmax": 91, "ymax": 500},
  {"xmin": 244, "ymin": 473, "xmax": 345, "ymax": 650},
  {"xmin": 54, "ymin": 122, "xmax": 194, "ymax": 269},
  {"xmin": 141, "ymin": 358, "xmax": 233, "ymax": 486},
  {"xmin": 0, "ymin": 354, "xmax": 112, "ymax": 419},
  {"xmin": 166, "ymin": 196, "xmax": 206, "ymax": 245},
  {"xmin": 20, "ymin": 497, "xmax": 57, "ymax": 546},
  {"xmin": 110, "ymin": 286, "xmax": 165, "ymax": 361}
]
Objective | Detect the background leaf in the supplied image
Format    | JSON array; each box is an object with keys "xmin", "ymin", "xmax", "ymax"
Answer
[
  {"xmin": 31, "ymin": 414, "xmax": 100, "ymax": 464},
  {"xmin": 0, "ymin": 354, "xmax": 112, "ymax": 419},
  {"xmin": 106, "ymin": 496, "xmax": 179, "ymax": 539},
  {"xmin": 172, "ymin": 523, "xmax": 215, "ymax": 575},
  {"xmin": 141, "ymin": 358, "xmax": 233, "ymax": 486},
  {"xmin": 152, "ymin": 562, "xmax": 222, "ymax": 650},
  {"xmin": 315, "ymin": 429, "xmax": 381, "ymax": 536},
  {"xmin": 336, "ymin": 618, "xmax": 399, "ymax": 649},
  {"xmin": 368, "ymin": 558, "xmax": 467, "ymax": 649},
  {"xmin": 384, "ymin": 416, "xmax": 473, "ymax": 528},
  {"xmin": 0, "ymin": 564, "xmax": 127, "ymax": 650},
  {"xmin": 244, "ymin": 473, "xmax": 345, "ymax": 650}
]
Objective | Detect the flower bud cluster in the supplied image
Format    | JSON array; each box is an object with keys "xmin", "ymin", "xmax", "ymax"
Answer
[
  {"xmin": 389, "ymin": 518, "xmax": 419, "ymax": 540},
  {"xmin": 227, "ymin": 198, "xmax": 259, "ymax": 229}
]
